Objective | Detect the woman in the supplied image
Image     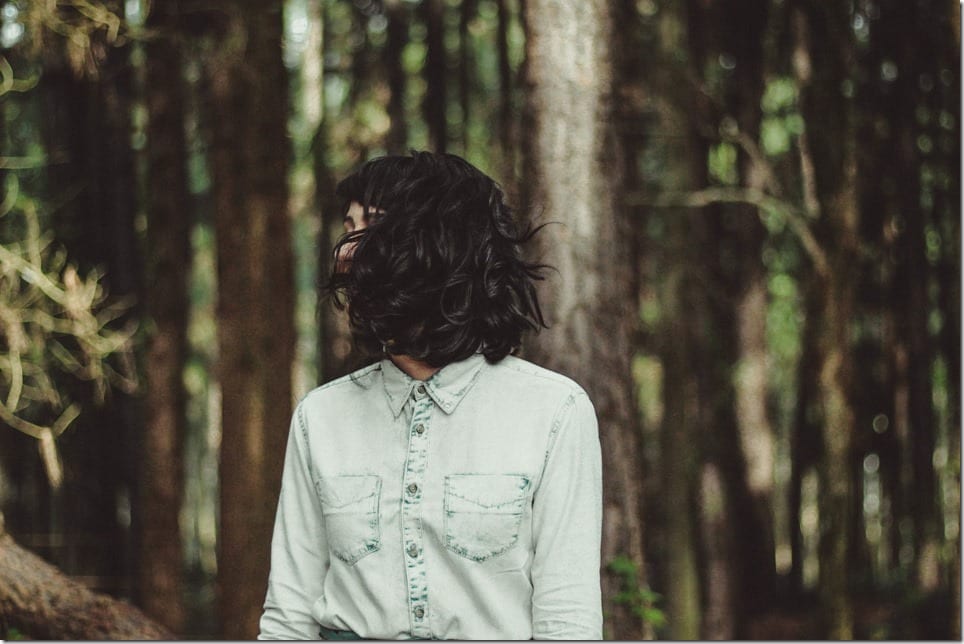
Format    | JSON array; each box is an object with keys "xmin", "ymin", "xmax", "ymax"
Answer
[{"xmin": 258, "ymin": 151, "xmax": 602, "ymax": 640}]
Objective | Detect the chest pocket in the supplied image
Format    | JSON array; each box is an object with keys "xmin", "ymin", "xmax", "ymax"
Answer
[
  {"xmin": 443, "ymin": 473, "xmax": 530, "ymax": 562},
  {"xmin": 316, "ymin": 475, "xmax": 381, "ymax": 565}
]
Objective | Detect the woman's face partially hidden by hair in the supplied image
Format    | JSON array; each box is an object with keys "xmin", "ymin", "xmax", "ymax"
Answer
[
  {"xmin": 343, "ymin": 201, "xmax": 370, "ymax": 234},
  {"xmin": 336, "ymin": 201, "xmax": 371, "ymax": 270}
]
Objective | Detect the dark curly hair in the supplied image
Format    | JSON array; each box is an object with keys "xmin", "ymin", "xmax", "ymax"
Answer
[{"xmin": 325, "ymin": 151, "xmax": 548, "ymax": 367}]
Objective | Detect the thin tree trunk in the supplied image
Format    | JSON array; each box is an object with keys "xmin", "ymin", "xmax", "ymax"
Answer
[
  {"xmin": 37, "ymin": 3, "xmax": 140, "ymax": 596},
  {"xmin": 854, "ymin": 9, "xmax": 902, "ymax": 581},
  {"xmin": 420, "ymin": 0, "xmax": 447, "ymax": 152},
  {"xmin": 315, "ymin": 0, "xmax": 357, "ymax": 383},
  {"xmin": 658, "ymin": 205, "xmax": 702, "ymax": 639},
  {"xmin": 653, "ymin": 2, "xmax": 706, "ymax": 637},
  {"xmin": 792, "ymin": 2, "xmax": 859, "ymax": 636},
  {"xmin": 457, "ymin": 0, "xmax": 477, "ymax": 154},
  {"xmin": 383, "ymin": 0, "xmax": 409, "ymax": 154},
  {"xmin": 700, "ymin": 463, "xmax": 733, "ymax": 640},
  {"xmin": 521, "ymin": 1, "xmax": 647, "ymax": 639},
  {"xmin": 204, "ymin": 3, "xmax": 294, "ymax": 637},
  {"xmin": 934, "ymin": 4, "xmax": 961, "ymax": 633},
  {"xmin": 496, "ymin": 0, "xmax": 514, "ymax": 173},
  {"xmin": 788, "ymin": 282, "xmax": 821, "ymax": 594},
  {"xmin": 889, "ymin": 0, "xmax": 940, "ymax": 591},
  {"xmin": 85, "ymin": 11, "xmax": 142, "ymax": 599},
  {"xmin": 141, "ymin": 0, "xmax": 191, "ymax": 632},
  {"xmin": 721, "ymin": 0, "xmax": 777, "ymax": 630},
  {"xmin": 867, "ymin": 0, "xmax": 941, "ymax": 590}
]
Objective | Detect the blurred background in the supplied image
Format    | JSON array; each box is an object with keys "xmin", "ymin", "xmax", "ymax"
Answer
[{"xmin": 0, "ymin": 0, "xmax": 959, "ymax": 640}]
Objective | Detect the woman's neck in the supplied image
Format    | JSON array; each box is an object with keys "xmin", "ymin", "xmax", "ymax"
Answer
[{"xmin": 390, "ymin": 354, "xmax": 441, "ymax": 381}]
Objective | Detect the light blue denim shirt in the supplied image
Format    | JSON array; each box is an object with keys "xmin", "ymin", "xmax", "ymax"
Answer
[{"xmin": 258, "ymin": 353, "xmax": 603, "ymax": 640}]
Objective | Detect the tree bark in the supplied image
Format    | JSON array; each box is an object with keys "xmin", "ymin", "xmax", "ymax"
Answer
[
  {"xmin": 522, "ymin": 1, "xmax": 647, "ymax": 638},
  {"xmin": 651, "ymin": 2, "xmax": 707, "ymax": 637},
  {"xmin": 496, "ymin": 0, "xmax": 515, "ymax": 174},
  {"xmin": 657, "ymin": 126, "xmax": 705, "ymax": 644},
  {"xmin": 867, "ymin": 0, "xmax": 942, "ymax": 591},
  {"xmin": 659, "ymin": 248, "xmax": 703, "ymax": 640},
  {"xmin": 720, "ymin": 0, "xmax": 777, "ymax": 629},
  {"xmin": 0, "ymin": 528, "xmax": 172, "ymax": 640},
  {"xmin": 315, "ymin": 0, "xmax": 358, "ymax": 383},
  {"xmin": 37, "ymin": 0, "xmax": 140, "ymax": 598},
  {"xmin": 203, "ymin": 2, "xmax": 294, "ymax": 638},
  {"xmin": 788, "ymin": 282, "xmax": 822, "ymax": 594},
  {"xmin": 140, "ymin": 0, "xmax": 191, "ymax": 632},
  {"xmin": 383, "ymin": 0, "xmax": 409, "ymax": 155},
  {"xmin": 699, "ymin": 463, "xmax": 734, "ymax": 640},
  {"xmin": 855, "ymin": 4, "xmax": 902, "ymax": 581},
  {"xmin": 792, "ymin": 1, "xmax": 859, "ymax": 636},
  {"xmin": 420, "ymin": 0, "xmax": 447, "ymax": 152},
  {"xmin": 457, "ymin": 0, "xmax": 477, "ymax": 154},
  {"xmin": 933, "ymin": 3, "xmax": 961, "ymax": 634}
]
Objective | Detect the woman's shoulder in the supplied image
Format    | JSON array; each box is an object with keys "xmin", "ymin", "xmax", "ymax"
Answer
[
  {"xmin": 297, "ymin": 361, "xmax": 382, "ymax": 408},
  {"xmin": 488, "ymin": 355, "xmax": 590, "ymax": 401}
]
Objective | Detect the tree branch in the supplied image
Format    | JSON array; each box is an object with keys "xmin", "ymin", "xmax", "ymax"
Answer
[{"xmin": 627, "ymin": 186, "xmax": 830, "ymax": 276}]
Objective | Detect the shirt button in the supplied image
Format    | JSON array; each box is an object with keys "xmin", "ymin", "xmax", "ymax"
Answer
[
  {"xmin": 416, "ymin": 384, "xmax": 426, "ymax": 396},
  {"xmin": 414, "ymin": 424, "xmax": 425, "ymax": 435},
  {"xmin": 407, "ymin": 543, "xmax": 419, "ymax": 558},
  {"xmin": 407, "ymin": 483, "xmax": 418, "ymax": 495},
  {"xmin": 413, "ymin": 606, "xmax": 425, "ymax": 619}
]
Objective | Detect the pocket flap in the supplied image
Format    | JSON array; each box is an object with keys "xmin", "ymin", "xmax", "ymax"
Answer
[
  {"xmin": 317, "ymin": 475, "xmax": 381, "ymax": 509},
  {"xmin": 445, "ymin": 474, "xmax": 530, "ymax": 509}
]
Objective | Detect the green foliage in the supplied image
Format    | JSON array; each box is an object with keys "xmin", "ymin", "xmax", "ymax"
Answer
[
  {"xmin": 766, "ymin": 272, "xmax": 802, "ymax": 374},
  {"xmin": 608, "ymin": 555, "xmax": 667, "ymax": 630},
  {"xmin": 708, "ymin": 142, "xmax": 738, "ymax": 185},
  {"xmin": 761, "ymin": 76, "xmax": 804, "ymax": 156}
]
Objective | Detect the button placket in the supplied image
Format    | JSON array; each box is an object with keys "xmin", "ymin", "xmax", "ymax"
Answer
[{"xmin": 400, "ymin": 390, "xmax": 433, "ymax": 638}]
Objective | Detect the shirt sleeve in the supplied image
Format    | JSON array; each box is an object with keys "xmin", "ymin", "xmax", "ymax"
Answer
[
  {"xmin": 258, "ymin": 403, "xmax": 329, "ymax": 640},
  {"xmin": 530, "ymin": 392, "xmax": 604, "ymax": 640}
]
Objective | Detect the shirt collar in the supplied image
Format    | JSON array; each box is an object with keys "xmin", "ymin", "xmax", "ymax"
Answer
[{"xmin": 380, "ymin": 353, "xmax": 486, "ymax": 418}]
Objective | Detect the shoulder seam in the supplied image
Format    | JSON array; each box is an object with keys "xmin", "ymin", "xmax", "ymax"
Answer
[
  {"xmin": 497, "ymin": 358, "xmax": 586, "ymax": 396},
  {"xmin": 301, "ymin": 362, "xmax": 381, "ymax": 402}
]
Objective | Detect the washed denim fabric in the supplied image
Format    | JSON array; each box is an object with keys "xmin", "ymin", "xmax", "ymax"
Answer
[{"xmin": 257, "ymin": 354, "xmax": 603, "ymax": 640}]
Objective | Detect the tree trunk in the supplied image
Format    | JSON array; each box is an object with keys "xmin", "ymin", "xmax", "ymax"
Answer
[
  {"xmin": 867, "ymin": 0, "xmax": 942, "ymax": 591},
  {"xmin": 315, "ymin": 0, "xmax": 358, "ymax": 383},
  {"xmin": 699, "ymin": 463, "xmax": 734, "ymax": 640},
  {"xmin": 658, "ymin": 200, "xmax": 702, "ymax": 639},
  {"xmin": 87, "ymin": 23, "xmax": 142, "ymax": 600},
  {"xmin": 496, "ymin": 0, "xmax": 515, "ymax": 173},
  {"xmin": 933, "ymin": 4, "xmax": 961, "ymax": 634},
  {"xmin": 650, "ymin": 2, "xmax": 707, "ymax": 637},
  {"xmin": 0, "ymin": 527, "xmax": 172, "ymax": 640},
  {"xmin": 788, "ymin": 282, "xmax": 822, "ymax": 594},
  {"xmin": 383, "ymin": 0, "xmax": 409, "ymax": 155},
  {"xmin": 522, "ymin": 1, "xmax": 647, "ymax": 638},
  {"xmin": 37, "ymin": 2, "xmax": 140, "ymax": 598},
  {"xmin": 141, "ymin": 0, "xmax": 191, "ymax": 633},
  {"xmin": 855, "ymin": 6, "xmax": 902, "ymax": 582},
  {"xmin": 420, "ymin": 0, "xmax": 447, "ymax": 152},
  {"xmin": 203, "ymin": 3, "xmax": 294, "ymax": 638},
  {"xmin": 457, "ymin": 0, "xmax": 477, "ymax": 154},
  {"xmin": 658, "ymin": 146, "xmax": 705, "ymax": 643},
  {"xmin": 721, "ymin": 0, "xmax": 777, "ymax": 629},
  {"xmin": 792, "ymin": 1, "xmax": 859, "ymax": 636}
]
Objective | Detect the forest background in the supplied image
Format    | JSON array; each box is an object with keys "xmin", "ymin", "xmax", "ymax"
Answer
[{"xmin": 0, "ymin": 0, "xmax": 959, "ymax": 640}]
